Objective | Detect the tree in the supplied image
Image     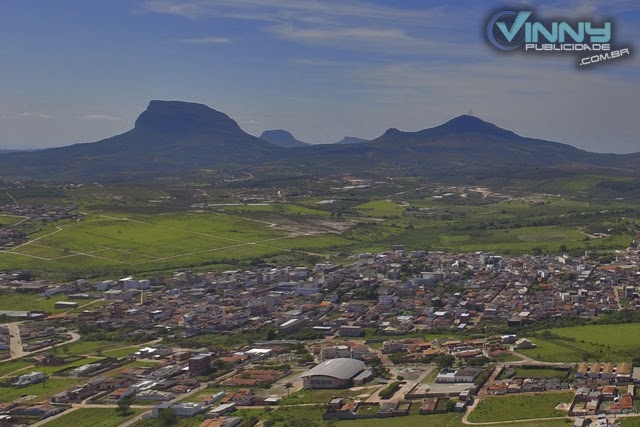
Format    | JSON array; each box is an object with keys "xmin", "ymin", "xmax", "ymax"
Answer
[
  {"xmin": 115, "ymin": 396, "xmax": 133, "ymax": 416},
  {"xmin": 158, "ymin": 408, "xmax": 177, "ymax": 426},
  {"xmin": 284, "ymin": 381, "xmax": 294, "ymax": 397},
  {"xmin": 435, "ymin": 354, "xmax": 455, "ymax": 371}
]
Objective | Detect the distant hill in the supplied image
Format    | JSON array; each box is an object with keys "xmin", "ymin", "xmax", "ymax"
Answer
[
  {"xmin": 335, "ymin": 136, "xmax": 369, "ymax": 145},
  {"xmin": 273, "ymin": 115, "xmax": 640, "ymax": 177},
  {"xmin": 259, "ymin": 129, "xmax": 308, "ymax": 147},
  {"xmin": 0, "ymin": 102, "xmax": 638, "ymax": 182},
  {"xmin": 0, "ymin": 100, "xmax": 282, "ymax": 180}
]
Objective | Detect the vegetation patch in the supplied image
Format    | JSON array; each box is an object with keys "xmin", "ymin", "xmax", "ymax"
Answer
[
  {"xmin": 40, "ymin": 408, "xmax": 143, "ymax": 427},
  {"xmin": 467, "ymin": 392, "xmax": 573, "ymax": 423}
]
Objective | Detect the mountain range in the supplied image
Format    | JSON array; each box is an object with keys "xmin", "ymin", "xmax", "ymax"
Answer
[{"xmin": 0, "ymin": 100, "xmax": 637, "ymax": 181}]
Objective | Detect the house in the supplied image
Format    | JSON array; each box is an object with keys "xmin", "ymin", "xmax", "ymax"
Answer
[
  {"xmin": 206, "ymin": 403, "xmax": 237, "ymax": 417},
  {"xmin": 338, "ymin": 326, "xmax": 363, "ymax": 337},
  {"xmin": 514, "ymin": 338, "xmax": 536, "ymax": 350},
  {"xmin": 320, "ymin": 345, "xmax": 351, "ymax": 362},
  {"xmin": 152, "ymin": 402, "xmax": 205, "ymax": 418},
  {"xmin": 13, "ymin": 371, "xmax": 45, "ymax": 386}
]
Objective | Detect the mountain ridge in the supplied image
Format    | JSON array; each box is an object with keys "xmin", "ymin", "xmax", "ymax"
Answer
[{"xmin": 0, "ymin": 101, "xmax": 637, "ymax": 181}]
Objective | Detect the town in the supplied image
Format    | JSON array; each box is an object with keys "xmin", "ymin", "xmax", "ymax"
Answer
[{"xmin": 2, "ymin": 239, "xmax": 640, "ymax": 427}]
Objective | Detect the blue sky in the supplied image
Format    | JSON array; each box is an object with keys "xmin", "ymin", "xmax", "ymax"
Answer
[{"xmin": 1, "ymin": 0, "xmax": 638, "ymax": 152}]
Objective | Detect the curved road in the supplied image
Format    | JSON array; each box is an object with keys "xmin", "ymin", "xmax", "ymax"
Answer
[{"xmin": 2, "ymin": 322, "xmax": 81, "ymax": 361}]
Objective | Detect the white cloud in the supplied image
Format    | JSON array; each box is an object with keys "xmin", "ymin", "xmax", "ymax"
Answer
[
  {"xmin": 144, "ymin": 0, "xmax": 441, "ymax": 23},
  {"xmin": 291, "ymin": 58, "xmax": 344, "ymax": 67},
  {"xmin": 1, "ymin": 112, "xmax": 54, "ymax": 120},
  {"xmin": 82, "ymin": 114, "xmax": 122, "ymax": 121},
  {"xmin": 180, "ymin": 36, "xmax": 232, "ymax": 44}
]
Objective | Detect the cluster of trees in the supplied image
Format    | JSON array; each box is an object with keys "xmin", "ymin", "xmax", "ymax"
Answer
[{"xmin": 378, "ymin": 381, "xmax": 401, "ymax": 400}]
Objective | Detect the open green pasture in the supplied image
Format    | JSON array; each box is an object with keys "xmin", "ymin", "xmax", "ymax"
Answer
[
  {"xmin": 336, "ymin": 413, "xmax": 573, "ymax": 427},
  {"xmin": 0, "ymin": 292, "xmax": 73, "ymax": 312},
  {"xmin": 0, "ymin": 215, "xmax": 26, "ymax": 227},
  {"xmin": 0, "ymin": 377, "xmax": 82, "ymax": 403},
  {"xmin": 512, "ymin": 367, "xmax": 569, "ymax": 379},
  {"xmin": 40, "ymin": 408, "xmax": 144, "ymax": 427},
  {"xmin": 520, "ymin": 323, "xmax": 640, "ymax": 362},
  {"xmin": 354, "ymin": 200, "xmax": 405, "ymax": 217},
  {"xmin": 467, "ymin": 392, "xmax": 573, "ymax": 423},
  {"xmin": 0, "ymin": 188, "xmax": 634, "ymax": 280},
  {"xmin": 0, "ymin": 210, "xmax": 350, "ymax": 279}
]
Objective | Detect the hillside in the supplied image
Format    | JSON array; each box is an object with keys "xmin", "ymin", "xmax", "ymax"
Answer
[
  {"xmin": 0, "ymin": 102, "xmax": 638, "ymax": 182},
  {"xmin": 0, "ymin": 101, "xmax": 282, "ymax": 180}
]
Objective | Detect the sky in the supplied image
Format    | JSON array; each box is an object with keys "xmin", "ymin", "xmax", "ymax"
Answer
[{"xmin": 0, "ymin": 0, "xmax": 638, "ymax": 153}]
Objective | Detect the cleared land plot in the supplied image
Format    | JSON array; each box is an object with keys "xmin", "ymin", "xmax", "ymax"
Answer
[
  {"xmin": 0, "ymin": 292, "xmax": 82, "ymax": 312},
  {"xmin": 40, "ymin": 408, "xmax": 143, "ymax": 427},
  {"xmin": 512, "ymin": 367, "xmax": 569, "ymax": 379},
  {"xmin": 0, "ymin": 377, "xmax": 82, "ymax": 403},
  {"xmin": 354, "ymin": 200, "xmax": 405, "ymax": 217},
  {"xmin": 520, "ymin": 324, "xmax": 640, "ymax": 362},
  {"xmin": 281, "ymin": 385, "xmax": 379, "ymax": 405},
  {"xmin": 551, "ymin": 323, "xmax": 640, "ymax": 349},
  {"xmin": 467, "ymin": 392, "xmax": 573, "ymax": 423},
  {"xmin": 60, "ymin": 340, "xmax": 133, "ymax": 356},
  {"xmin": 518, "ymin": 338, "xmax": 588, "ymax": 363},
  {"xmin": 336, "ymin": 413, "xmax": 571, "ymax": 427}
]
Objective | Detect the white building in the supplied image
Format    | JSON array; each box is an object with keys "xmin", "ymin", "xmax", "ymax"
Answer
[{"xmin": 14, "ymin": 371, "xmax": 45, "ymax": 386}]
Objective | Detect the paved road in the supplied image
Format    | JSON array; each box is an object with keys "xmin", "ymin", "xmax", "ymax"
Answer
[
  {"xmin": 7, "ymin": 322, "xmax": 25, "ymax": 359},
  {"xmin": 1, "ymin": 323, "xmax": 81, "ymax": 363}
]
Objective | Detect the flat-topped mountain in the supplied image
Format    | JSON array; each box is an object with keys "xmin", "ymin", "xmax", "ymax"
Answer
[
  {"xmin": 0, "ymin": 100, "xmax": 282, "ymax": 179},
  {"xmin": 335, "ymin": 136, "xmax": 369, "ymax": 145},
  {"xmin": 259, "ymin": 129, "xmax": 308, "ymax": 147}
]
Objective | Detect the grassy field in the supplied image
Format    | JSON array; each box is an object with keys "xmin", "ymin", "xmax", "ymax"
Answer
[
  {"xmin": 0, "ymin": 215, "xmax": 26, "ymax": 226},
  {"xmin": 129, "ymin": 408, "xmax": 276, "ymax": 427},
  {"xmin": 467, "ymin": 392, "xmax": 573, "ymax": 423},
  {"xmin": 0, "ymin": 210, "xmax": 352, "ymax": 279},
  {"xmin": 219, "ymin": 203, "xmax": 331, "ymax": 216},
  {"xmin": 520, "ymin": 324, "xmax": 640, "ymax": 362},
  {"xmin": 101, "ymin": 345, "xmax": 146, "ymax": 359},
  {"xmin": 0, "ymin": 359, "xmax": 34, "ymax": 378},
  {"xmin": 0, "ymin": 187, "xmax": 635, "ymax": 279},
  {"xmin": 512, "ymin": 367, "xmax": 569, "ymax": 379},
  {"xmin": 0, "ymin": 292, "xmax": 85, "ymax": 312},
  {"xmin": 41, "ymin": 408, "xmax": 143, "ymax": 427},
  {"xmin": 260, "ymin": 405, "xmax": 326, "ymax": 427},
  {"xmin": 336, "ymin": 413, "xmax": 573, "ymax": 427},
  {"xmin": 59, "ymin": 340, "xmax": 135, "ymax": 356},
  {"xmin": 518, "ymin": 338, "xmax": 588, "ymax": 363},
  {"xmin": 29, "ymin": 357, "xmax": 105, "ymax": 376},
  {"xmin": 0, "ymin": 377, "xmax": 82, "ymax": 403},
  {"xmin": 281, "ymin": 385, "xmax": 380, "ymax": 405},
  {"xmin": 354, "ymin": 200, "xmax": 405, "ymax": 217}
]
